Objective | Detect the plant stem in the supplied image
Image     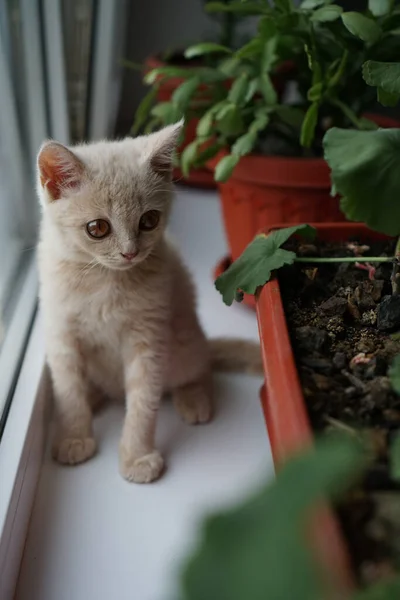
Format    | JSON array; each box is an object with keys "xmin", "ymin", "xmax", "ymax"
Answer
[
  {"xmin": 391, "ymin": 237, "xmax": 400, "ymax": 295},
  {"xmin": 220, "ymin": 12, "xmax": 235, "ymax": 48},
  {"xmin": 294, "ymin": 256, "xmax": 393, "ymax": 264}
]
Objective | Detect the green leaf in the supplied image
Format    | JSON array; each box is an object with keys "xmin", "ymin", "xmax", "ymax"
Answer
[
  {"xmin": 132, "ymin": 87, "xmax": 157, "ymax": 134},
  {"xmin": 214, "ymin": 154, "xmax": 239, "ymax": 183},
  {"xmin": 304, "ymin": 44, "xmax": 322, "ymax": 85},
  {"xmin": 196, "ymin": 111, "xmax": 214, "ymax": 137},
  {"xmin": 215, "ymin": 102, "xmax": 235, "ymax": 120},
  {"xmin": 184, "ymin": 42, "xmax": 232, "ymax": 59},
  {"xmin": 259, "ymin": 73, "xmax": 277, "ymax": 105},
  {"xmin": 275, "ymin": 106, "xmax": 305, "ymax": 128},
  {"xmin": 258, "ymin": 16, "xmax": 277, "ymax": 39},
  {"xmin": 180, "ymin": 141, "xmax": 200, "ymax": 177},
  {"xmin": 323, "ymin": 127, "xmax": 400, "ymax": 236},
  {"xmin": 390, "ymin": 434, "xmax": 400, "ymax": 481},
  {"xmin": 274, "ymin": 0, "xmax": 294, "ymax": 12},
  {"xmin": 300, "ymin": 0, "xmax": 333, "ymax": 8},
  {"xmin": 327, "ymin": 50, "xmax": 348, "ymax": 89},
  {"xmin": 300, "ymin": 102, "xmax": 319, "ymax": 148},
  {"xmin": 231, "ymin": 132, "xmax": 257, "ymax": 157},
  {"xmin": 369, "ymin": 0, "xmax": 391, "ymax": 17},
  {"xmin": 215, "ymin": 225, "xmax": 316, "ymax": 305},
  {"xmin": 249, "ymin": 110, "xmax": 270, "ymax": 134},
  {"xmin": 217, "ymin": 105, "xmax": 244, "ymax": 136},
  {"xmin": 235, "ymin": 38, "xmax": 262, "ymax": 59},
  {"xmin": 353, "ymin": 577, "xmax": 400, "ymax": 600},
  {"xmin": 219, "ymin": 57, "xmax": 241, "ymax": 77},
  {"xmin": 191, "ymin": 142, "xmax": 222, "ymax": 168},
  {"xmin": 377, "ymin": 86, "xmax": 400, "ymax": 107},
  {"xmin": 262, "ymin": 36, "xmax": 278, "ymax": 71},
  {"xmin": 307, "ymin": 82, "xmax": 323, "ymax": 101},
  {"xmin": 341, "ymin": 12, "xmax": 382, "ymax": 43},
  {"xmin": 182, "ymin": 436, "xmax": 366, "ymax": 600},
  {"xmin": 311, "ymin": 4, "xmax": 343, "ymax": 22},
  {"xmin": 228, "ymin": 73, "xmax": 249, "ymax": 106},
  {"xmin": 144, "ymin": 66, "xmax": 189, "ymax": 85},
  {"xmin": 357, "ymin": 117, "xmax": 379, "ymax": 130},
  {"xmin": 150, "ymin": 102, "xmax": 181, "ymax": 124},
  {"xmin": 244, "ymin": 78, "xmax": 259, "ymax": 103},
  {"xmin": 171, "ymin": 77, "xmax": 200, "ymax": 110},
  {"xmin": 363, "ymin": 61, "xmax": 400, "ymax": 95},
  {"xmin": 143, "ymin": 117, "xmax": 159, "ymax": 134}
]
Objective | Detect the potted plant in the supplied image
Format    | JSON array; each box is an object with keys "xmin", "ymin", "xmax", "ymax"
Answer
[
  {"xmin": 157, "ymin": 0, "xmax": 400, "ymax": 260},
  {"xmin": 180, "ymin": 435, "xmax": 400, "ymax": 598},
  {"xmin": 131, "ymin": 0, "xmax": 246, "ymax": 188},
  {"xmin": 212, "ymin": 54, "xmax": 400, "ymax": 585}
]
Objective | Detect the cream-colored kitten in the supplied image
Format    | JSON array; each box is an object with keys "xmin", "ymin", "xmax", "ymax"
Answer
[{"xmin": 37, "ymin": 122, "xmax": 260, "ymax": 484}]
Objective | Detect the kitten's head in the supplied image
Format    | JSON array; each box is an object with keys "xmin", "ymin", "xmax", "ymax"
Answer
[{"xmin": 37, "ymin": 121, "xmax": 182, "ymax": 270}]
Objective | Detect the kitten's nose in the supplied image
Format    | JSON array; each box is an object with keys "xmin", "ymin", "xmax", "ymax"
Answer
[{"xmin": 121, "ymin": 251, "xmax": 138, "ymax": 261}]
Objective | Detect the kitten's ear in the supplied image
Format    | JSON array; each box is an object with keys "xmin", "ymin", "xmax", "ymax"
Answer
[
  {"xmin": 37, "ymin": 141, "xmax": 85, "ymax": 201},
  {"xmin": 147, "ymin": 120, "xmax": 184, "ymax": 177}
]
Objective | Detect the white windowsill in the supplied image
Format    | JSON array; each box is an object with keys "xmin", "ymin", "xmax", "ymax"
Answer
[
  {"xmin": 0, "ymin": 310, "xmax": 47, "ymax": 600},
  {"xmin": 0, "ymin": 187, "xmax": 274, "ymax": 600}
]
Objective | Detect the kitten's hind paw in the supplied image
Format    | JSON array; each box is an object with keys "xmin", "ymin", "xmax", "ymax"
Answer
[
  {"xmin": 119, "ymin": 450, "xmax": 164, "ymax": 484},
  {"xmin": 53, "ymin": 436, "xmax": 97, "ymax": 465},
  {"xmin": 173, "ymin": 382, "xmax": 213, "ymax": 425}
]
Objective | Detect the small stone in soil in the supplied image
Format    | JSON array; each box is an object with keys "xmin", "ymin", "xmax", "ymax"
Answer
[
  {"xmin": 319, "ymin": 296, "xmax": 348, "ymax": 316},
  {"xmin": 377, "ymin": 295, "xmax": 400, "ymax": 331},
  {"xmin": 351, "ymin": 355, "xmax": 387, "ymax": 380},
  {"xmin": 333, "ymin": 351, "xmax": 347, "ymax": 370},
  {"xmin": 297, "ymin": 244, "xmax": 318, "ymax": 257},
  {"xmin": 311, "ymin": 372, "xmax": 332, "ymax": 391},
  {"xmin": 326, "ymin": 315, "xmax": 345, "ymax": 338},
  {"xmin": 354, "ymin": 282, "xmax": 378, "ymax": 311},
  {"xmin": 295, "ymin": 326, "xmax": 328, "ymax": 353},
  {"xmin": 364, "ymin": 377, "xmax": 392, "ymax": 408},
  {"xmin": 300, "ymin": 356, "xmax": 332, "ymax": 375},
  {"xmin": 375, "ymin": 263, "xmax": 393, "ymax": 282},
  {"xmin": 356, "ymin": 339, "xmax": 376, "ymax": 354},
  {"xmin": 361, "ymin": 309, "xmax": 377, "ymax": 326},
  {"xmin": 383, "ymin": 409, "xmax": 400, "ymax": 425}
]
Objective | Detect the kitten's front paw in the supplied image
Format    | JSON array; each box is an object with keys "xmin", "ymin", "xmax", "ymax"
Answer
[
  {"xmin": 119, "ymin": 450, "xmax": 164, "ymax": 484},
  {"xmin": 53, "ymin": 436, "xmax": 97, "ymax": 465}
]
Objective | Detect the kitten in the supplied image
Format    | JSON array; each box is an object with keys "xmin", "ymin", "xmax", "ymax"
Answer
[{"xmin": 37, "ymin": 121, "xmax": 261, "ymax": 484}]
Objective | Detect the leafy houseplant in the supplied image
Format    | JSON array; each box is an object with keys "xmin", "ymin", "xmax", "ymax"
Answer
[
  {"xmin": 179, "ymin": 436, "xmax": 400, "ymax": 599},
  {"xmin": 211, "ymin": 51, "xmax": 400, "ymax": 586},
  {"xmin": 137, "ymin": 0, "xmax": 400, "ymax": 260},
  {"xmin": 131, "ymin": 0, "xmax": 244, "ymax": 188}
]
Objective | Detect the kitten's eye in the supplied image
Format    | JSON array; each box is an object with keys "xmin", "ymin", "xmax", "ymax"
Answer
[
  {"xmin": 86, "ymin": 219, "xmax": 111, "ymax": 239},
  {"xmin": 139, "ymin": 210, "xmax": 160, "ymax": 231}
]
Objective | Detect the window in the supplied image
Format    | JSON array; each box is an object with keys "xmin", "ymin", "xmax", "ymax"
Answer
[
  {"xmin": 0, "ymin": 0, "xmax": 126, "ymax": 430},
  {"xmin": 0, "ymin": 0, "xmax": 40, "ymax": 428}
]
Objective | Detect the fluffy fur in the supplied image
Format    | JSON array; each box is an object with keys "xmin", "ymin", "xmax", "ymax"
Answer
[{"xmin": 37, "ymin": 122, "xmax": 261, "ymax": 484}]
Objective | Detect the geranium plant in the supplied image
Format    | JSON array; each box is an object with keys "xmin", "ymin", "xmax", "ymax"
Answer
[
  {"xmin": 212, "ymin": 51, "xmax": 400, "ymax": 586},
  {"xmin": 180, "ymin": 436, "xmax": 400, "ymax": 600}
]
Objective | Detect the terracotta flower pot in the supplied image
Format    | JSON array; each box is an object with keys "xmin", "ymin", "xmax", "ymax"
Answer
[
  {"xmin": 145, "ymin": 55, "xmax": 216, "ymax": 189},
  {"xmin": 255, "ymin": 221, "xmax": 391, "ymax": 594},
  {"xmin": 207, "ymin": 115, "xmax": 399, "ymax": 261}
]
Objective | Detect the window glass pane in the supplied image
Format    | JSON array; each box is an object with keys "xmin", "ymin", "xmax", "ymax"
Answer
[{"xmin": 0, "ymin": 0, "xmax": 39, "ymax": 421}]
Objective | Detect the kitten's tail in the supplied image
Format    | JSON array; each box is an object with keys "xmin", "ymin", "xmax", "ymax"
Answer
[{"xmin": 208, "ymin": 338, "xmax": 263, "ymax": 375}]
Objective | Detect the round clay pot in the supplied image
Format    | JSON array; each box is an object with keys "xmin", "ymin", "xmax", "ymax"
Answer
[{"xmin": 207, "ymin": 114, "xmax": 400, "ymax": 260}]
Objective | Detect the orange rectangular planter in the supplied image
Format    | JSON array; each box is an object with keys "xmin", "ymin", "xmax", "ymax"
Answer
[{"xmin": 256, "ymin": 222, "xmax": 391, "ymax": 596}]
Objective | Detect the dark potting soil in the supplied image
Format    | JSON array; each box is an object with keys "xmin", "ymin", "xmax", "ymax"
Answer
[{"xmin": 279, "ymin": 237, "xmax": 400, "ymax": 585}]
